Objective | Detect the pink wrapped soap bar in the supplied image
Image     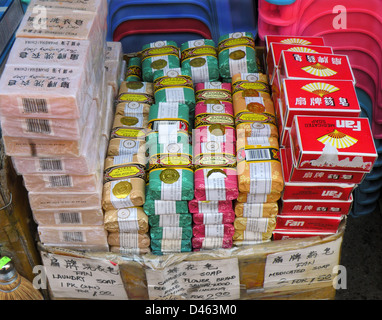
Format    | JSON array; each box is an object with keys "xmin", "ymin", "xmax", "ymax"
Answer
[
  {"xmin": 194, "ymin": 167, "xmax": 239, "ymax": 201},
  {"xmin": 188, "ymin": 199, "xmax": 234, "ymax": 214},
  {"xmin": 193, "ymin": 224, "xmax": 235, "ymax": 238},
  {"xmin": 194, "ymin": 101, "xmax": 234, "ymax": 128},
  {"xmin": 194, "ymin": 81, "xmax": 232, "ymax": 103},
  {"xmin": 193, "ymin": 211, "xmax": 235, "ymax": 225},
  {"xmin": 193, "ymin": 125, "xmax": 236, "ymax": 144},
  {"xmin": 192, "ymin": 236, "xmax": 233, "ymax": 250}
]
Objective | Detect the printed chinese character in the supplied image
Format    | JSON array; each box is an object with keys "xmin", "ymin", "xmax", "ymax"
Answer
[
  {"xmin": 64, "ymin": 259, "xmax": 79, "ymax": 270},
  {"xmin": 272, "ymin": 256, "xmax": 283, "ymax": 264},
  {"xmin": 293, "ymin": 54, "xmax": 302, "ymax": 62},
  {"xmin": 295, "ymin": 97, "xmax": 307, "ymax": 105},
  {"xmin": 306, "ymin": 55, "xmax": 316, "ymax": 63},
  {"xmin": 293, "ymin": 205, "xmax": 302, "ymax": 211},
  {"xmin": 324, "ymin": 97, "xmax": 335, "ymax": 106},
  {"xmin": 318, "ymin": 56, "xmax": 329, "ymax": 64},
  {"xmin": 332, "ymin": 57, "xmax": 342, "ymax": 65},
  {"xmin": 303, "ymin": 172, "xmax": 313, "ymax": 179},
  {"xmin": 310, "ymin": 97, "xmax": 322, "ymax": 106},
  {"xmin": 339, "ymin": 97, "xmax": 349, "ymax": 107}
]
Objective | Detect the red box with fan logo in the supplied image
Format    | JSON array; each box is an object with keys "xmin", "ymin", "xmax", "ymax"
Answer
[
  {"xmin": 280, "ymin": 79, "xmax": 361, "ymax": 128},
  {"xmin": 267, "ymin": 43, "xmax": 333, "ymax": 85},
  {"xmin": 265, "ymin": 35, "xmax": 326, "ymax": 51},
  {"xmin": 275, "ymin": 214, "xmax": 344, "ymax": 232},
  {"xmin": 290, "ymin": 116, "xmax": 377, "ymax": 173},
  {"xmin": 278, "ymin": 51, "xmax": 356, "ymax": 85},
  {"xmin": 272, "ymin": 228, "xmax": 337, "ymax": 240}
]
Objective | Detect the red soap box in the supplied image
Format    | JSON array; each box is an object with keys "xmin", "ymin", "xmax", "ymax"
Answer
[
  {"xmin": 267, "ymin": 43, "xmax": 333, "ymax": 85},
  {"xmin": 280, "ymin": 79, "xmax": 361, "ymax": 129},
  {"xmin": 280, "ymin": 146, "xmax": 356, "ymax": 201},
  {"xmin": 278, "ymin": 51, "xmax": 356, "ymax": 85},
  {"xmin": 290, "ymin": 116, "xmax": 377, "ymax": 173},
  {"xmin": 265, "ymin": 35, "xmax": 325, "ymax": 51},
  {"xmin": 280, "ymin": 195, "xmax": 353, "ymax": 216},
  {"xmin": 281, "ymin": 146, "xmax": 366, "ymax": 184},
  {"xmin": 275, "ymin": 214, "xmax": 344, "ymax": 232},
  {"xmin": 272, "ymin": 228, "xmax": 337, "ymax": 240}
]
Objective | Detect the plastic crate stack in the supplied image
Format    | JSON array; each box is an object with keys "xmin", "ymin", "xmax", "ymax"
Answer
[
  {"xmin": 142, "ymin": 40, "xmax": 195, "ymax": 255},
  {"xmin": 264, "ymin": 35, "xmax": 378, "ymax": 239},
  {"xmin": 0, "ymin": 0, "xmax": 111, "ymax": 251},
  {"xmin": 107, "ymin": 0, "xmax": 258, "ymax": 54},
  {"xmin": 258, "ymin": 0, "xmax": 382, "ymax": 216}
]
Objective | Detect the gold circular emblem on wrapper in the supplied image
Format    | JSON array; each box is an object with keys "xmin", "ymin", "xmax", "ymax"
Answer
[
  {"xmin": 209, "ymin": 123, "xmax": 225, "ymax": 136},
  {"xmin": 151, "ymin": 59, "xmax": 167, "ymax": 70},
  {"xmin": 112, "ymin": 181, "xmax": 132, "ymax": 199},
  {"xmin": 125, "ymin": 81, "xmax": 144, "ymax": 90},
  {"xmin": 160, "ymin": 168, "xmax": 180, "ymax": 184},
  {"xmin": 190, "ymin": 57, "xmax": 206, "ymax": 67},
  {"xmin": 120, "ymin": 116, "xmax": 139, "ymax": 126},
  {"xmin": 229, "ymin": 50, "xmax": 246, "ymax": 60},
  {"xmin": 207, "ymin": 168, "xmax": 227, "ymax": 179},
  {"xmin": 247, "ymin": 102, "xmax": 265, "ymax": 114},
  {"xmin": 242, "ymin": 89, "xmax": 259, "ymax": 97}
]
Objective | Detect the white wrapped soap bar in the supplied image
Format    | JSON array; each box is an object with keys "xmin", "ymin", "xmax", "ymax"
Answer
[{"xmin": 0, "ymin": 65, "xmax": 94, "ymax": 119}]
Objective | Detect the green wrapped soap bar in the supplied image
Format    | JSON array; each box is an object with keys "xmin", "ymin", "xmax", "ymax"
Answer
[
  {"xmin": 125, "ymin": 57, "xmax": 142, "ymax": 81},
  {"xmin": 143, "ymin": 197, "xmax": 189, "ymax": 216},
  {"xmin": 151, "ymin": 239, "xmax": 192, "ymax": 255},
  {"xmin": 181, "ymin": 39, "xmax": 219, "ymax": 83},
  {"xmin": 218, "ymin": 32, "xmax": 258, "ymax": 81},
  {"xmin": 147, "ymin": 168, "xmax": 194, "ymax": 200},
  {"xmin": 141, "ymin": 40, "xmax": 180, "ymax": 82},
  {"xmin": 150, "ymin": 226, "xmax": 193, "ymax": 240},
  {"xmin": 148, "ymin": 213, "xmax": 193, "ymax": 228},
  {"xmin": 148, "ymin": 102, "xmax": 190, "ymax": 132}
]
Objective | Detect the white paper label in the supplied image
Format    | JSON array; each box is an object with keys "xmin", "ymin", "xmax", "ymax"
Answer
[
  {"xmin": 263, "ymin": 238, "xmax": 342, "ymax": 291},
  {"xmin": 204, "ymin": 169, "xmax": 226, "ymax": 201},
  {"xmin": 117, "ymin": 208, "xmax": 139, "ymax": 232},
  {"xmin": 198, "ymin": 201, "xmax": 219, "ymax": 213},
  {"xmin": 249, "ymin": 162, "xmax": 272, "ymax": 195},
  {"xmin": 146, "ymin": 258, "xmax": 240, "ymax": 300},
  {"xmin": 243, "ymin": 203, "xmax": 263, "ymax": 217},
  {"xmin": 246, "ymin": 217, "xmax": 269, "ymax": 233},
  {"xmin": 154, "ymin": 200, "xmax": 177, "ymax": 214},
  {"xmin": 161, "ymin": 169, "xmax": 183, "ymax": 200},
  {"xmin": 203, "ymin": 212, "xmax": 223, "ymax": 224},
  {"xmin": 41, "ymin": 252, "xmax": 128, "ymax": 300},
  {"xmin": 159, "ymin": 214, "xmax": 180, "ymax": 227},
  {"xmin": 205, "ymin": 224, "xmax": 224, "ymax": 237}
]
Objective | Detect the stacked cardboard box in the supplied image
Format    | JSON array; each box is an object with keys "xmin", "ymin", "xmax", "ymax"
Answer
[
  {"xmin": 0, "ymin": 0, "xmax": 110, "ymax": 251},
  {"xmin": 265, "ymin": 35, "xmax": 378, "ymax": 239}
]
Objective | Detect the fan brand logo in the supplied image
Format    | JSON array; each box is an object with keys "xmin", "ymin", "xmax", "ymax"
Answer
[
  {"xmin": 285, "ymin": 220, "xmax": 304, "ymax": 227},
  {"xmin": 336, "ymin": 120, "xmax": 361, "ymax": 131},
  {"xmin": 322, "ymin": 190, "xmax": 343, "ymax": 198}
]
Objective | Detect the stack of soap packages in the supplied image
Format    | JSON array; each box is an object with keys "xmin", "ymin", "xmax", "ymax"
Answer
[
  {"xmin": 143, "ymin": 40, "xmax": 195, "ymax": 255},
  {"xmin": 191, "ymin": 82, "xmax": 239, "ymax": 251},
  {"xmin": 0, "ymin": 0, "xmax": 111, "ymax": 251},
  {"xmin": 232, "ymin": 72, "xmax": 281, "ymax": 246},
  {"xmin": 263, "ymin": 35, "xmax": 378, "ymax": 240},
  {"xmin": 102, "ymin": 67, "xmax": 152, "ymax": 255}
]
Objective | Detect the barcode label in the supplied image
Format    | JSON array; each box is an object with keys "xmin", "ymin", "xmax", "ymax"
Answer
[
  {"xmin": 46, "ymin": 175, "xmax": 73, "ymax": 188},
  {"xmin": 245, "ymin": 149, "xmax": 271, "ymax": 161},
  {"xmin": 60, "ymin": 231, "xmax": 85, "ymax": 243},
  {"xmin": 25, "ymin": 119, "xmax": 52, "ymax": 134},
  {"xmin": 55, "ymin": 212, "xmax": 82, "ymax": 225},
  {"xmin": 22, "ymin": 98, "xmax": 49, "ymax": 114},
  {"xmin": 39, "ymin": 159, "xmax": 63, "ymax": 172}
]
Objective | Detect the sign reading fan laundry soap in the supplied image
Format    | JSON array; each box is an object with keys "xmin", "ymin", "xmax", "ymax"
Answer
[
  {"xmin": 146, "ymin": 258, "xmax": 240, "ymax": 300},
  {"xmin": 41, "ymin": 253, "xmax": 128, "ymax": 300},
  {"xmin": 263, "ymin": 238, "xmax": 342, "ymax": 291}
]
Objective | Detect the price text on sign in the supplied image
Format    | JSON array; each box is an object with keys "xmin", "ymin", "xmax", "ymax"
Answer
[
  {"xmin": 41, "ymin": 253, "xmax": 128, "ymax": 300},
  {"xmin": 146, "ymin": 258, "xmax": 240, "ymax": 300},
  {"xmin": 264, "ymin": 238, "xmax": 342, "ymax": 291}
]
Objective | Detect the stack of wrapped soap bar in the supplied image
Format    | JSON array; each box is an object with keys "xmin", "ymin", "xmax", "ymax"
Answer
[
  {"xmin": 180, "ymin": 39, "xmax": 220, "ymax": 84},
  {"xmin": 102, "ymin": 80, "xmax": 153, "ymax": 255},
  {"xmin": 0, "ymin": 0, "xmax": 112, "ymax": 251},
  {"xmin": 125, "ymin": 56, "xmax": 142, "ymax": 82},
  {"xmin": 105, "ymin": 41, "xmax": 123, "ymax": 97},
  {"xmin": 143, "ymin": 49, "xmax": 195, "ymax": 254},
  {"xmin": 232, "ymin": 73, "xmax": 281, "ymax": 246},
  {"xmin": 191, "ymin": 82, "xmax": 238, "ymax": 251}
]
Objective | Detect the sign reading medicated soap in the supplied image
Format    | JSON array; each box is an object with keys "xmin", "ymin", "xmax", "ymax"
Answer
[
  {"xmin": 263, "ymin": 238, "xmax": 342, "ymax": 291},
  {"xmin": 146, "ymin": 258, "xmax": 240, "ymax": 300},
  {"xmin": 41, "ymin": 252, "xmax": 128, "ymax": 300}
]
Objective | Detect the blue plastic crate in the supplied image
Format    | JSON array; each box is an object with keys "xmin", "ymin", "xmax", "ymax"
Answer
[
  {"xmin": 263, "ymin": 0, "xmax": 297, "ymax": 4},
  {"xmin": 0, "ymin": 0, "xmax": 24, "ymax": 54},
  {"xmin": 108, "ymin": 0, "xmax": 214, "ymax": 42}
]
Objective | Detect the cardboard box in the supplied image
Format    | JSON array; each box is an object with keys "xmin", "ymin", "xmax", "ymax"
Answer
[
  {"xmin": 273, "ymin": 228, "xmax": 337, "ymax": 240},
  {"xmin": 280, "ymin": 79, "xmax": 361, "ymax": 128},
  {"xmin": 281, "ymin": 146, "xmax": 365, "ymax": 184},
  {"xmin": 267, "ymin": 43, "xmax": 333, "ymax": 85},
  {"xmin": 265, "ymin": 35, "xmax": 325, "ymax": 51},
  {"xmin": 290, "ymin": 116, "xmax": 377, "ymax": 173},
  {"xmin": 280, "ymin": 195, "xmax": 353, "ymax": 215},
  {"xmin": 281, "ymin": 145, "xmax": 356, "ymax": 200},
  {"xmin": 278, "ymin": 51, "xmax": 356, "ymax": 85},
  {"xmin": 275, "ymin": 214, "xmax": 344, "ymax": 232}
]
